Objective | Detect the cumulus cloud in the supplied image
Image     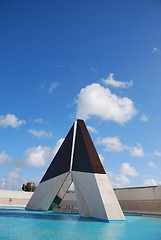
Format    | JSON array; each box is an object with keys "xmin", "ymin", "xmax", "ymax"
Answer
[
  {"xmin": 48, "ymin": 82, "xmax": 59, "ymax": 93},
  {"xmin": 108, "ymin": 162, "xmax": 138, "ymax": 188},
  {"xmin": 97, "ymin": 136, "xmax": 144, "ymax": 158},
  {"xmin": 24, "ymin": 138, "xmax": 64, "ymax": 168},
  {"xmin": 140, "ymin": 114, "xmax": 149, "ymax": 122},
  {"xmin": 87, "ymin": 125, "xmax": 98, "ymax": 134},
  {"xmin": 108, "ymin": 171, "xmax": 129, "ymax": 188},
  {"xmin": 128, "ymin": 143, "xmax": 144, "ymax": 157},
  {"xmin": 76, "ymin": 83, "xmax": 136, "ymax": 124},
  {"xmin": 0, "ymin": 113, "xmax": 25, "ymax": 128},
  {"xmin": 155, "ymin": 150, "xmax": 161, "ymax": 157},
  {"xmin": 102, "ymin": 73, "xmax": 133, "ymax": 88},
  {"xmin": 34, "ymin": 118, "xmax": 48, "ymax": 124},
  {"xmin": 148, "ymin": 161, "xmax": 156, "ymax": 168},
  {"xmin": 0, "ymin": 151, "xmax": 12, "ymax": 165},
  {"xmin": 120, "ymin": 163, "xmax": 139, "ymax": 176},
  {"xmin": 28, "ymin": 129, "xmax": 52, "ymax": 138},
  {"xmin": 97, "ymin": 136, "xmax": 124, "ymax": 152},
  {"xmin": 25, "ymin": 146, "xmax": 52, "ymax": 167},
  {"xmin": 152, "ymin": 47, "xmax": 160, "ymax": 54},
  {"xmin": 113, "ymin": 174, "xmax": 130, "ymax": 188}
]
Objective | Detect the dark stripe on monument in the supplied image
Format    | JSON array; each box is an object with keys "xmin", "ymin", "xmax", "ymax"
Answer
[
  {"xmin": 40, "ymin": 124, "xmax": 74, "ymax": 183},
  {"xmin": 72, "ymin": 119, "xmax": 105, "ymax": 174}
]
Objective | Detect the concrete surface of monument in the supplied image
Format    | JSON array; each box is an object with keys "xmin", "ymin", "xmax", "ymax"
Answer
[{"xmin": 26, "ymin": 119, "xmax": 125, "ymax": 221}]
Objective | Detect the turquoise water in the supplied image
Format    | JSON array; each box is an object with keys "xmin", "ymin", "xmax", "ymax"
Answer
[{"xmin": 0, "ymin": 208, "xmax": 161, "ymax": 240}]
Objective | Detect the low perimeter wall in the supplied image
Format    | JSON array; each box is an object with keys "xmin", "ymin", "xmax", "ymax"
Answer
[
  {"xmin": 0, "ymin": 190, "xmax": 33, "ymax": 207},
  {"xmin": 1, "ymin": 186, "xmax": 161, "ymax": 215},
  {"xmin": 115, "ymin": 186, "xmax": 161, "ymax": 215}
]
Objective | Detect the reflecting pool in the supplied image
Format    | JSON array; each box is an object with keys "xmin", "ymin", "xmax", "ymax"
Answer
[{"xmin": 0, "ymin": 208, "xmax": 161, "ymax": 240}]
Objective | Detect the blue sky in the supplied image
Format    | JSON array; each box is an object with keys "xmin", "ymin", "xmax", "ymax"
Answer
[{"xmin": 0, "ymin": 0, "xmax": 161, "ymax": 190}]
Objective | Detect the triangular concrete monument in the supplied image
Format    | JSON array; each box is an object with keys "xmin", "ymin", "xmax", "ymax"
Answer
[{"xmin": 26, "ymin": 119, "xmax": 125, "ymax": 221}]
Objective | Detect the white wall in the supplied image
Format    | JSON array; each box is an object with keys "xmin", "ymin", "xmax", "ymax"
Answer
[
  {"xmin": 114, "ymin": 186, "xmax": 161, "ymax": 215},
  {"xmin": 0, "ymin": 190, "xmax": 33, "ymax": 206},
  {"xmin": 1, "ymin": 186, "xmax": 161, "ymax": 216},
  {"xmin": 115, "ymin": 186, "xmax": 161, "ymax": 201}
]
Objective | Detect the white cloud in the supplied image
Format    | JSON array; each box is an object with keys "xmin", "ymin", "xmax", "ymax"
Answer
[
  {"xmin": 148, "ymin": 161, "xmax": 156, "ymax": 168},
  {"xmin": 25, "ymin": 146, "xmax": 52, "ymax": 167},
  {"xmin": 87, "ymin": 125, "xmax": 98, "ymax": 134},
  {"xmin": 8, "ymin": 168, "xmax": 20, "ymax": 179},
  {"xmin": 102, "ymin": 73, "xmax": 133, "ymax": 88},
  {"xmin": 76, "ymin": 83, "xmax": 136, "ymax": 124},
  {"xmin": 0, "ymin": 151, "xmax": 12, "ymax": 165},
  {"xmin": 152, "ymin": 47, "xmax": 160, "ymax": 54},
  {"xmin": 48, "ymin": 82, "xmax": 59, "ymax": 93},
  {"xmin": 120, "ymin": 163, "xmax": 139, "ymax": 176},
  {"xmin": 34, "ymin": 118, "xmax": 43, "ymax": 124},
  {"xmin": 143, "ymin": 179, "xmax": 158, "ymax": 186},
  {"xmin": 34, "ymin": 118, "xmax": 48, "ymax": 124},
  {"xmin": 28, "ymin": 129, "xmax": 52, "ymax": 138},
  {"xmin": 97, "ymin": 136, "xmax": 124, "ymax": 152},
  {"xmin": 140, "ymin": 114, "xmax": 149, "ymax": 122},
  {"xmin": 108, "ymin": 162, "xmax": 138, "ymax": 188},
  {"xmin": 25, "ymin": 138, "xmax": 64, "ymax": 168},
  {"xmin": 155, "ymin": 150, "xmax": 161, "ymax": 157},
  {"xmin": 97, "ymin": 136, "xmax": 144, "ymax": 158},
  {"xmin": 0, "ymin": 114, "xmax": 25, "ymax": 128},
  {"xmin": 128, "ymin": 143, "xmax": 144, "ymax": 158},
  {"xmin": 114, "ymin": 175, "xmax": 130, "ymax": 188},
  {"xmin": 108, "ymin": 171, "xmax": 130, "ymax": 188}
]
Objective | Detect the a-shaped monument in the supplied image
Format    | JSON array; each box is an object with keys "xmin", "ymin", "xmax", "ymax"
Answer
[{"xmin": 26, "ymin": 119, "xmax": 125, "ymax": 221}]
